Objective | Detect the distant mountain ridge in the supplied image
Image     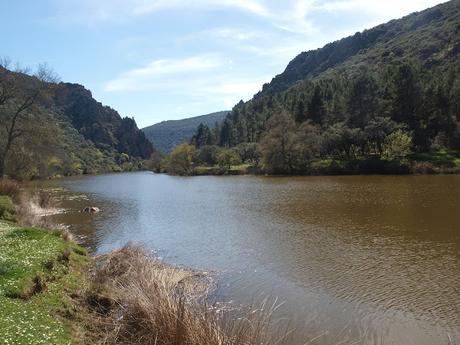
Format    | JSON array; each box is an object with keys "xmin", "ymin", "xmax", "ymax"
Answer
[{"xmin": 143, "ymin": 111, "xmax": 229, "ymax": 153}]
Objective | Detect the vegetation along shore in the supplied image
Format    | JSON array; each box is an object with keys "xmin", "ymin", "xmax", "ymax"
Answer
[
  {"xmin": 143, "ymin": 1, "xmax": 460, "ymax": 177},
  {"xmin": 0, "ymin": 179, "xmax": 297, "ymax": 344},
  {"xmin": 146, "ymin": 143, "xmax": 460, "ymax": 176},
  {"xmin": 2, "ymin": 0, "xmax": 460, "ymax": 343}
]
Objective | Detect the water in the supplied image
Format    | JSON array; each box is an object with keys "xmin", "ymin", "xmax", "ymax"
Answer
[{"xmin": 41, "ymin": 172, "xmax": 460, "ymax": 344}]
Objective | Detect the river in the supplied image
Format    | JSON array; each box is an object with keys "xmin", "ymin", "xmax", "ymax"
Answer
[{"xmin": 39, "ymin": 172, "xmax": 460, "ymax": 345}]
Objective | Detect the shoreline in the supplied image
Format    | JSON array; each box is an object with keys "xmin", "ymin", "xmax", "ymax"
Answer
[
  {"xmin": 0, "ymin": 182, "xmax": 293, "ymax": 344},
  {"xmin": 169, "ymin": 162, "xmax": 460, "ymax": 177}
]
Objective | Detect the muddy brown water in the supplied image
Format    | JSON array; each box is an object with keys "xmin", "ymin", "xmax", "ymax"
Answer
[{"xmin": 36, "ymin": 172, "xmax": 460, "ymax": 344}]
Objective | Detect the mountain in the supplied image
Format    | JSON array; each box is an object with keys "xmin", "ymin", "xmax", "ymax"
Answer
[
  {"xmin": 190, "ymin": 0, "xmax": 460, "ymax": 174},
  {"xmin": 0, "ymin": 67, "xmax": 153, "ymax": 179},
  {"xmin": 143, "ymin": 111, "xmax": 229, "ymax": 153},
  {"xmin": 259, "ymin": 0, "xmax": 458, "ymax": 96},
  {"xmin": 54, "ymin": 83, "xmax": 153, "ymax": 159}
]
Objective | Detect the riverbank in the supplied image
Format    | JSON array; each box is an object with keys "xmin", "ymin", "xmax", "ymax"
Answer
[
  {"xmin": 0, "ymin": 220, "xmax": 91, "ymax": 344},
  {"xmin": 189, "ymin": 154, "xmax": 460, "ymax": 177},
  {"xmin": 0, "ymin": 182, "xmax": 293, "ymax": 344}
]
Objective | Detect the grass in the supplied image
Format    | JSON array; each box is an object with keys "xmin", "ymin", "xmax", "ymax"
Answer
[
  {"xmin": 0, "ymin": 220, "xmax": 91, "ymax": 345},
  {"xmin": 412, "ymin": 150, "xmax": 460, "ymax": 168},
  {"xmin": 194, "ymin": 164, "xmax": 253, "ymax": 176},
  {"xmin": 0, "ymin": 229, "xmax": 296, "ymax": 345},
  {"xmin": 0, "ymin": 208, "xmax": 295, "ymax": 345},
  {"xmin": 228, "ymin": 163, "xmax": 252, "ymax": 172},
  {"xmin": 0, "ymin": 196, "xmax": 16, "ymax": 222}
]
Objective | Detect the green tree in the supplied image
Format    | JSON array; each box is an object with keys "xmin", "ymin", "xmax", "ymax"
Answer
[
  {"xmin": 145, "ymin": 151, "xmax": 165, "ymax": 173},
  {"xmin": 166, "ymin": 144, "xmax": 196, "ymax": 175},
  {"xmin": 235, "ymin": 143, "xmax": 260, "ymax": 164},
  {"xmin": 195, "ymin": 145, "xmax": 219, "ymax": 166},
  {"xmin": 322, "ymin": 123, "xmax": 364, "ymax": 159},
  {"xmin": 219, "ymin": 119, "xmax": 234, "ymax": 147},
  {"xmin": 216, "ymin": 149, "xmax": 242, "ymax": 170},
  {"xmin": 118, "ymin": 153, "xmax": 130, "ymax": 164},
  {"xmin": 308, "ymin": 85, "xmax": 326, "ymax": 124},
  {"xmin": 191, "ymin": 123, "xmax": 213, "ymax": 147},
  {"xmin": 0, "ymin": 61, "xmax": 59, "ymax": 177},
  {"xmin": 364, "ymin": 117, "xmax": 399, "ymax": 157},
  {"xmin": 382, "ymin": 129, "xmax": 413, "ymax": 161},
  {"xmin": 294, "ymin": 122, "xmax": 322, "ymax": 164},
  {"xmin": 259, "ymin": 112, "xmax": 298, "ymax": 173},
  {"xmin": 347, "ymin": 70, "xmax": 379, "ymax": 127},
  {"xmin": 295, "ymin": 99, "xmax": 307, "ymax": 123}
]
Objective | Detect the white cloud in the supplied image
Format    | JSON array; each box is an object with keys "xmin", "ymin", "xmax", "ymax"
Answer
[
  {"xmin": 206, "ymin": 79, "xmax": 267, "ymax": 96},
  {"xmin": 53, "ymin": 0, "xmax": 269, "ymax": 24},
  {"xmin": 105, "ymin": 55, "xmax": 223, "ymax": 92},
  {"xmin": 104, "ymin": 53, "xmax": 269, "ymax": 109},
  {"xmin": 206, "ymin": 28, "xmax": 265, "ymax": 41},
  {"xmin": 132, "ymin": 0, "xmax": 269, "ymax": 17},
  {"xmin": 273, "ymin": 0, "xmax": 316, "ymax": 35},
  {"xmin": 53, "ymin": 0, "xmax": 319, "ymax": 35},
  {"xmin": 177, "ymin": 28, "xmax": 265, "ymax": 46},
  {"xmin": 315, "ymin": 0, "xmax": 447, "ymax": 18},
  {"xmin": 59, "ymin": 0, "xmax": 447, "ymax": 123}
]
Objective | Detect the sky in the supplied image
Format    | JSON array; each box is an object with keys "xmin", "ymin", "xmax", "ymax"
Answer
[{"xmin": 2, "ymin": 0, "xmax": 448, "ymax": 128}]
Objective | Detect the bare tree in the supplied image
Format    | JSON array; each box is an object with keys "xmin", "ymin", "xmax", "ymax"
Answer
[{"xmin": 0, "ymin": 60, "xmax": 59, "ymax": 178}]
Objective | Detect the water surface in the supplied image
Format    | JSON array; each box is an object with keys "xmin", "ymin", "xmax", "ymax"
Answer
[{"xmin": 42, "ymin": 172, "xmax": 460, "ymax": 344}]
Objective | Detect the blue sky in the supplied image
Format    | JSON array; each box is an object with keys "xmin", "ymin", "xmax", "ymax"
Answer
[{"xmin": 2, "ymin": 0, "xmax": 447, "ymax": 127}]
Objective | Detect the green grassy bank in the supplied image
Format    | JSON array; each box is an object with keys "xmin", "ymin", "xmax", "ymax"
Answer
[
  {"xmin": 194, "ymin": 164, "xmax": 254, "ymax": 176},
  {"xmin": 0, "ymin": 218, "xmax": 91, "ymax": 344},
  {"xmin": 0, "ymin": 190, "xmax": 289, "ymax": 345}
]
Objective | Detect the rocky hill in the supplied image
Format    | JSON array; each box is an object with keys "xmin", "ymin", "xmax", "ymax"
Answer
[
  {"xmin": 54, "ymin": 83, "xmax": 153, "ymax": 159},
  {"xmin": 259, "ymin": 0, "xmax": 459, "ymax": 96},
  {"xmin": 0, "ymin": 67, "xmax": 153, "ymax": 179}
]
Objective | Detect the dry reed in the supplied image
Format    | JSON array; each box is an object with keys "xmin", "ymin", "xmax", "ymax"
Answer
[
  {"xmin": 0, "ymin": 178, "xmax": 21, "ymax": 200},
  {"xmin": 86, "ymin": 245, "xmax": 293, "ymax": 345}
]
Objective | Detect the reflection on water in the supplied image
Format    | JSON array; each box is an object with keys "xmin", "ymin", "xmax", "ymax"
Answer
[{"xmin": 40, "ymin": 172, "xmax": 460, "ymax": 345}]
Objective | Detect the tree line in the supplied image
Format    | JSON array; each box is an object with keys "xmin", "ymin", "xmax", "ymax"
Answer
[{"xmin": 174, "ymin": 60, "xmax": 460, "ymax": 175}]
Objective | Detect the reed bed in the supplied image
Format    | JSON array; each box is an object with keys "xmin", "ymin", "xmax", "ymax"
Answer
[
  {"xmin": 0, "ymin": 178, "xmax": 21, "ymax": 200},
  {"xmin": 86, "ymin": 245, "xmax": 293, "ymax": 345}
]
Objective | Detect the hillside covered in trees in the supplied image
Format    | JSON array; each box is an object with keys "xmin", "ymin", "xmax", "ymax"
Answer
[
  {"xmin": 142, "ymin": 111, "xmax": 228, "ymax": 153},
  {"xmin": 0, "ymin": 63, "xmax": 153, "ymax": 179},
  {"xmin": 186, "ymin": 0, "xmax": 460, "ymax": 175}
]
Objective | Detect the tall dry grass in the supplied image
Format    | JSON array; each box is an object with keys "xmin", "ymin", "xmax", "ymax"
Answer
[
  {"xmin": 12, "ymin": 186, "xmax": 64, "ymax": 229},
  {"xmin": 86, "ymin": 245, "xmax": 293, "ymax": 345},
  {"xmin": 0, "ymin": 178, "xmax": 52, "ymax": 224},
  {"xmin": 0, "ymin": 178, "xmax": 21, "ymax": 200}
]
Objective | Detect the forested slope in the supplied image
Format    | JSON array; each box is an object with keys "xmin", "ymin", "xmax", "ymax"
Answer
[{"xmin": 189, "ymin": 0, "xmax": 460, "ymax": 174}]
